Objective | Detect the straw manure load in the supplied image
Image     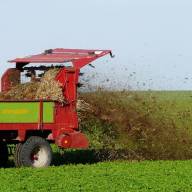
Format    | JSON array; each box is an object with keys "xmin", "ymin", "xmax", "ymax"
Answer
[
  {"xmin": 35, "ymin": 69, "xmax": 65, "ymax": 102},
  {"xmin": 0, "ymin": 82, "xmax": 40, "ymax": 100},
  {"xmin": 0, "ymin": 69, "xmax": 65, "ymax": 102}
]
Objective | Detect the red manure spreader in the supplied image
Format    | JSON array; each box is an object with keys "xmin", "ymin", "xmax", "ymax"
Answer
[{"xmin": 0, "ymin": 48, "xmax": 113, "ymax": 167}]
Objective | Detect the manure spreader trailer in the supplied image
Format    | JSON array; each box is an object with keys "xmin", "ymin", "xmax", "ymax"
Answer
[{"xmin": 0, "ymin": 48, "xmax": 113, "ymax": 167}]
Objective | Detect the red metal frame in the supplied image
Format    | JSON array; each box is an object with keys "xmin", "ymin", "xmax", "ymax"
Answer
[
  {"xmin": 9, "ymin": 48, "xmax": 112, "ymax": 68},
  {"xmin": 0, "ymin": 48, "xmax": 113, "ymax": 149}
]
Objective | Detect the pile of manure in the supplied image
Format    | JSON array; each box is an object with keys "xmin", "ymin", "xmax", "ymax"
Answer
[{"xmin": 0, "ymin": 69, "xmax": 65, "ymax": 103}]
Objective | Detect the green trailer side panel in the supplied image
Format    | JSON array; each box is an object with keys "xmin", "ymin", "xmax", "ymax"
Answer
[
  {"xmin": 0, "ymin": 102, "xmax": 54, "ymax": 123},
  {"xmin": 43, "ymin": 102, "xmax": 54, "ymax": 123}
]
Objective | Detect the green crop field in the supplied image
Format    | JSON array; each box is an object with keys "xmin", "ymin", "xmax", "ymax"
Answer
[
  {"xmin": 1, "ymin": 161, "xmax": 192, "ymax": 192},
  {"xmin": 2, "ymin": 91, "xmax": 192, "ymax": 191}
]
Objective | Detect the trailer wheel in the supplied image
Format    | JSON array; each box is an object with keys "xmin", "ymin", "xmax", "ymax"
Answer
[
  {"xmin": 14, "ymin": 143, "xmax": 23, "ymax": 167},
  {"xmin": 0, "ymin": 142, "xmax": 8, "ymax": 167},
  {"xmin": 20, "ymin": 136, "xmax": 52, "ymax": 168}
]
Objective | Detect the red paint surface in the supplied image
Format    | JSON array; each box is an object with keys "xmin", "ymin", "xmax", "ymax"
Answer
[{"xmin": 0, "ymin": 48, "xmax": 112, "ymax": 149}]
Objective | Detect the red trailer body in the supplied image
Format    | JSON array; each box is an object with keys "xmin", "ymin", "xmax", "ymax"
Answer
[{"xmin": 0, "ymin": 48, "xmax": 113, "ymax": 167}]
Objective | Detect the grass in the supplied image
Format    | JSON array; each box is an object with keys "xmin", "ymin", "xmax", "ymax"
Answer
[{"xmin": 1, "ymin": 161, "xmax": 192, "ymax": 192}]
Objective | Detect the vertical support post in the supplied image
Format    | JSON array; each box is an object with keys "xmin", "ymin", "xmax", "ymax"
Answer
[{"xmin": 38, "ymin": 100, "xmax": 43, "ymax": 130}]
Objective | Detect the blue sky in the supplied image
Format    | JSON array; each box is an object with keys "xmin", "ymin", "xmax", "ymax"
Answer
[{"xmin": 0, "ymin": 0, "xmax": 192, "ymax": 90}]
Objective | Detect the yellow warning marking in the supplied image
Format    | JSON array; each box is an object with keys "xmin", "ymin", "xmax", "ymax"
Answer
[{"xmin": 0, "ymin": 109, "xmax": 30, "ymax": 115}]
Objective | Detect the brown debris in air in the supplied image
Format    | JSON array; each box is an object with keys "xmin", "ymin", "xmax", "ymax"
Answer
[{"xmin": 79, "ymin": 91, "xmax": 192, "ymax": 160}]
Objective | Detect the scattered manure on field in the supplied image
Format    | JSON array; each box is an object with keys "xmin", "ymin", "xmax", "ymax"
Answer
[{"xmin": 79, "ymin": 91, "xmax": 192, "ymax": 160}]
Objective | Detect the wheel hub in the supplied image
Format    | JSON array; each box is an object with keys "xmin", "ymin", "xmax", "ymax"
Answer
[{"xmin": 30, "ymin": 146, "xmax": 48, "ymax": 168}]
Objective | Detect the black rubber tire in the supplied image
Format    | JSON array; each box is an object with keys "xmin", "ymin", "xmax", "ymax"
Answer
[
  {"xmin": 14, "ymin": 143, "xmax": 23, "ymax": 168},
  {"xmin": 20, "ymin": 136, "xmax": 52, "ymax": 168},
  {"xmin": 0, "ymin": 142, "xmax": 8, "ymax": 167}
]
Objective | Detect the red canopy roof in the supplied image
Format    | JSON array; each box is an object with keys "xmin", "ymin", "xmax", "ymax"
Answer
[{"xmin": 9, "ymin": 48, "xmax": 112, "ymax": 69}]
